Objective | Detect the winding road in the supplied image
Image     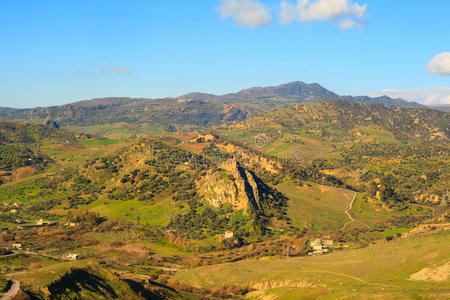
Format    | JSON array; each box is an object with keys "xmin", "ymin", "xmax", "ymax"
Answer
[
  {"xmin": 342, "ymin": 192, "xmax": 371, "ymax": 230},
  {"xmin": 0, "ymin": 280, "xmax": 20, "ymax": 300}
]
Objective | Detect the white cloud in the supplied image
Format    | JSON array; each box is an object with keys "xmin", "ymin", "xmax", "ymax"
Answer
[
  {"xmin": 280, "ymin": 0, "xmax": 367, "ymax": 30},
  {"xmin": 427, "ymin": 52, "xmax": 450, "ymax": 76},
  {"xmin": 218, "ymin": 0, "xmax": 272, "ymax": 28},
  {"xmin": 338, "ymin": 19, "xmax": 356, "ymax": 30},
  {"xmin": 370, "ymin": 87, "xmax": 450, "ymax": 105},
  {"xmin": 101, "ymin": 66, "xmax": 131, "ymax": 74}
]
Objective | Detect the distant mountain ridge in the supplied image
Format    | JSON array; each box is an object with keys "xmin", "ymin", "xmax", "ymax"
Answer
[
  {"xmin": 0, "ymin": 81, "xmax": 429, "ymax": 129},
  {"xmin": 178, "ymin": 81, "xmax": 421, "ymax": 108},
  {"xmin": 428, "ymin": 104, "xmax": 450, "ymax": 112}
]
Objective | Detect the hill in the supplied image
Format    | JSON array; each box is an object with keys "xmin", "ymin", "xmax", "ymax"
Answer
[
  {"xmin": 0, "ymin": 98, "xmax": 260, "ymax": 130},
  {"xmin": 224, "ymin": 99, "xmax": 449, "ymax": 144},
  {"xmin": 0, "ymin": 99, "xmax": 447, "ymax": 299},
  {"xmin": 0, "ymin": 123, "xmax": 447, "ymax": 299},
  {"xmin": 173, "ymin": 230, "xmax": 450, "ymax": 299},
  {"xmin": 216, "ymin": 100, "xmax": 449, "ymax": 210},
  {"xmin": 0, "ymin": 120, "xmax": 78, "ymax": 145},
  {"xmin": 180, "ymin": 81, "xmax": 421, "ymax": 108},
  {"xmin": 0, "ymin": 121, "xmax": 80, "ymax": 173},
  {"xmin": 0, "ymin": 82, "xmax": 421, "ymax": 137},
  {"xmin": 10, "ymin": 261, "xmax": 184, "ymax": 299}
]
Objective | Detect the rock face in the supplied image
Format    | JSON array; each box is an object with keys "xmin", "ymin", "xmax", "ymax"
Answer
[{"xmin": 197, "ymin": 159, "xmax": 285, "ymax": 215}]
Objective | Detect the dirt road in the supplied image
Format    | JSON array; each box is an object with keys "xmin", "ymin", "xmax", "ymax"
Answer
[
  {"xmin": 342, "ymin": 192, "xmax": 371, "ymax": 230},
  {"xmin": 0, "ymin": 280, "xmax": 20, "ymax": 300}
]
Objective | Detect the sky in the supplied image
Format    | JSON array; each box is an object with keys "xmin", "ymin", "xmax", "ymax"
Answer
[{"xmin": 0, "ymin": 0, "xmax": 449, "ymax": 108}]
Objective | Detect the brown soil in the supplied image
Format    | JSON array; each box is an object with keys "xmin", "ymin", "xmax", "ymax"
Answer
[
  {"xmin": 409, "ymin": 261, "xmax": 450, "ymax": 282},
  {"xmin": 318, "ymin": 185, "xmax": 333, "ymax": 193},
  {"xmin": 0, "ymin": 167, "xmax": 36, "ymax": 183},
  {"xmin": 15, "ymin": 166, "xmax": 36, "ymax": 180},
  {"xmin": 179, "ymin": 142, "xmax": 210, "ymax": 153}
]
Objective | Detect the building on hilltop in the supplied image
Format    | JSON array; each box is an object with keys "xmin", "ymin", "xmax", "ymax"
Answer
[{"xmin": 224, "ymin": 230, "xmax": 234, "ymax": 239}]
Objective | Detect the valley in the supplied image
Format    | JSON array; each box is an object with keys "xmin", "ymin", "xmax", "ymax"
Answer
[{"xmin": 0, "ymin": 95, "xmax": 448, "ymax": 299}]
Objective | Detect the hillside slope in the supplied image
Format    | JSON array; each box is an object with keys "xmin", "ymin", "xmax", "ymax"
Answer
[
  {"xmin": 0, "ymin": 82, "xmax": 422, "ymax": 133},
  {"xmin": 217, "ymin": 100, "xmax": 449, "ymax": 209},
  {"xmin": 0, "ymin": 121, "xmax": 80, "ymax": 173},
  {"xmin": 227, "ymin": 100, "xmax": 449, "ymax": 144},
  {"xmin": 0, "ymin": 98, "xmax": 260, "ymax": 128},
  {"xmin": 180, "ymin": 81, "xmax": 421, "ymax": 108},
  {"xmin": 173, "ymin": 230, "xmax": 450, "ymax": 299}
]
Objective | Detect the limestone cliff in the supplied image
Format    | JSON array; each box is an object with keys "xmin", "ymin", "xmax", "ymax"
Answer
[{"xmin": 197, "ymin": 159, "xmax": 286, "ymax": 215}]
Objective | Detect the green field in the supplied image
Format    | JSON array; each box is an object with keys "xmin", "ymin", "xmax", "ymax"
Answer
[
  {"xmin": 87, "ymin": 196, "xmax": 187, "ymax": 226},
  {"xmin": 351, "ymin": 193, "xmax": 435, "ymax": 227},
  {"xmin": 276, "ymin": 181, "xmax": 355, "ymax": 231},
  {"xmin": 173, "ymin": 230, "xmax": 450, "ymax": 299},
  {"xmin": 82, "ymin": 139, "xmax": 121, "ymax": 146},
  {"xmin": 68, "ymin": 122, "xmax": 167, "ymax": 139}
]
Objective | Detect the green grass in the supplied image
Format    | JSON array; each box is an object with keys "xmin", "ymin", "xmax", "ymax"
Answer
[
  {"xmin": 381, "ymin": 227, "xmax": 409, "ymax": 237},
  {"xmin": 82, "ymin": 231, "xmax": 134, "ymax": 244},
  {"xmin": 82, "ymin": 139, "xmax": 121, "ymax": 146},
  {"xmin": 349, "ymin": 193, "xmax": 391, "ymax": 226},
  {"xmin": 276, "ymin": 181, "xmax": 355, "ymax": 231},
  {"xmin": 0, "ymin": 174, "xmax": 68, "ymax": 204},
  {"xmin": 67, "ymin": 123, "xmax": 166, "ymax": 139},
  {"xmin": 173, "ymin": 231, "xmax": 450, "ymax": 299},
  {"xmin": 11, "ymin": 259, "xmax": 95, "ymax": 286},
  {"xmin": 87, "ymin": 196, "xmax": 186, "ymax": 226},
  {"xmin": 356, "ymin": 125, "xmax": 400, "ymax": 144},
  {"xmin": 351, "ymin": 193, "xmax": 434, "ymax": 227}
]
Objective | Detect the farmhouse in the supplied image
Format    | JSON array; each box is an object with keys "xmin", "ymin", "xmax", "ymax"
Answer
[
  {"xmin": 324, "ymin": 240, "xmax": 334, "ymax": 246},
  {"xmin": 224, "ymin": 230, "xmax": 234, "ymax": 239},
  {"xmin": 66, "ymin": 253, "xmax": 80, "ymax": 261},
  {"xmin": 308, "ymin": 239, "xmax": 333, "ymax": 255},
  {"xmin": 12, "ymin": 243, "xmax": 22, "ymax": 250}
]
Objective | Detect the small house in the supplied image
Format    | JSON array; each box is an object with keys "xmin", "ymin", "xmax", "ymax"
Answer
[
  {"xmin": 12, "ymin": 243, "xmax": 22, "ymax": 250},
  {"xmin": 66, "ymin": 253, "xmax": 80, "ymax": 261},
  {"xmin": 313, "ymin": 244, "xmax": 323, "ymax": 251},
  {"xmin": 224, "ymin": 230, "xmax": 234, "ymax": 239},
  {"xmin": 310, "ymin": 239, "xmax": 322, "ymax": 247}
]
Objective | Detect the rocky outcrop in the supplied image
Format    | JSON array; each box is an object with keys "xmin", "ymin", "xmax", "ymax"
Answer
[{"xmin": 197, "ymin": 159, "xmax": 285, "ymax": 215}]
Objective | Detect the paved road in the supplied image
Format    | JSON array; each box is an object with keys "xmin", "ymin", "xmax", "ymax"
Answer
[{"xmin": 0, "ymin": 280, "xmax": 20, "ymax": 300}]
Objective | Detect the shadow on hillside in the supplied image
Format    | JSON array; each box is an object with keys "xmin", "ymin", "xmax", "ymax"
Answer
[
  {"xmin": 123, "ymin": 279, "xmax": 174, "ymax": 299},
  {"xmin": 48, "ymin": 268, "xmax": 117, "ymax": 298}
]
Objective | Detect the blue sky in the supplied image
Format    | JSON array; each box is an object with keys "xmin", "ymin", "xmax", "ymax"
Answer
[{"xmin": 0, "ymin": 0, "xmax": 449, "ymax": 108}]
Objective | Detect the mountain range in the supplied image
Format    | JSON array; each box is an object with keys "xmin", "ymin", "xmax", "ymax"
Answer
[
  {"xmin": 178, "ymin": 81, "xmax": 422, "ymax": 108},
  {"xmin": 0, "ymin": 81, "xmax": 427, "ymax": 129}
]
